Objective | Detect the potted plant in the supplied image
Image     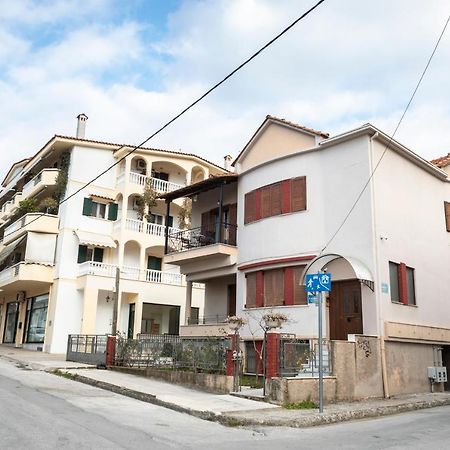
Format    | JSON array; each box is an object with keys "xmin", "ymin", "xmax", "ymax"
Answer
[
  {"xmin": 262, "ymin": 312, "xmax": 288, "ymax": 329},
  {"xmin": 226, "ymin": 315, "xmax": 247, "ymax": 331}
]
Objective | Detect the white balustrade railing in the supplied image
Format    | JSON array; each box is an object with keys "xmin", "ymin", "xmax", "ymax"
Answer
[
  {"xmin": 146, "ymin": 269, "xmax": 183, "ymax": 286},
  {"xmin": 122, "ymin": 218, "xmax": 181, "ymax": 237},
  {"xmin": 77, "ymin": 261, "xmax": 183, "ymax": 286},
  {"xmin": 128, "ymin": 172, "xmax": 184, "ymax": 193},
  {"xmin": 151, "ymin": 177, "xmax": 184, "ymax": 193},
  {"xmin": 0, "ymin": 265, "xmax": 14, "ymax": 283},
  {"xmin": 129, "ymin": 171, "xmax": 146, "ymax": 186},
  {"xmin": 78, "ymin": 261, "xmax": 118, "ymax": 278}
]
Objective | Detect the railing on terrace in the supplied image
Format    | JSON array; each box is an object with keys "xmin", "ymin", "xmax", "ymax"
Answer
[
  {"xmin": 115, "ymin": 334, "xmax": 230, "ymax": 372},
  {"xmin": 3, "ymin": 213, "xmax": 58, "ymax": 240},
  {"xmin": 0, "ymin": 261, "xmax": 53, "ymax": 284},
  {"xmin": 22, "ymin": 168, "xmax": 59, "ymax": 197},
  {"xmin": 168, "ymin": 222, "xmax": 237, "ymax": 253},
  {"xmin": 123, "ymin": 218, "xmax": 182, "ymax": 237},
  {"xmin": 187, "ymin": 315, "xmax": 228, "ymax": 325},
  {"xmin": 77, "ymin": 261, "xmax": 184, "ymax": 286},
  {"xmin": 128, "ymin": 172, "xmax": 185, "ymax": 193}
]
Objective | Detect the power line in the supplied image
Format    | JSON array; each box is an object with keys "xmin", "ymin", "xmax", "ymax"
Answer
[
  {"xmin": 1, "ymin": 0, "xmax": 326, "ymax": 239},
  {"xmin": 319, "ymin": 13, "xmax": 450, "ymax": 255}
]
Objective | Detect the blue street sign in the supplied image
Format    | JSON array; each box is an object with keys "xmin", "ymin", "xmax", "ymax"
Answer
[
  {"xmin": 307, "ymin": 292, "xmax": 318, "ymax": 305},
  {"xmin": 305, "ymin": 273, "xmax": 332, "ymax": 292}
]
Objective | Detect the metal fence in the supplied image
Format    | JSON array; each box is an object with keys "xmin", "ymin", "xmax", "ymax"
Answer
[
  {"xmin": 279, "ymin": 338, "xmax": 332, "ymax": 377},
  {"xmin": 66, "ymin": 334, "xmax": 108, "ymax": 366},
  {"xmin": 279, "ymin": 338, "xmax": 310, "ymax": 377},
  {"xmin": 115, "ymin": 334, "xmax": 230, "ymax": 373}
]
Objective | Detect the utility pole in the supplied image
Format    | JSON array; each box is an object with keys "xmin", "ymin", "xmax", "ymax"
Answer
[{"xmin": 111, "ymin": 267, "xmax": 120, "ymax": 335}]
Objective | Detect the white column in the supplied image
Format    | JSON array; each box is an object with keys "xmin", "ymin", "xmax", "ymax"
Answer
[
  {"xmin": 81, "ymin": 286, "xmax": 98, "ymax": 334},
  {"xmin": 185, "ymin": 281, "xmax": 193, "ymax": 325},
  {"xmin": 139, "ymin": 245, "xmax": 146, "ymax": 281}
]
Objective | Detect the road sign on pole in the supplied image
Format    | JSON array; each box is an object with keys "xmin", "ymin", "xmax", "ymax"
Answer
[{"xmin": 304, "ymin": 272, "xmax": 332, "ymax": 414}]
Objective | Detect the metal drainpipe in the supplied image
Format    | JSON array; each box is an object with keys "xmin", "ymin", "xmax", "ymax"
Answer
[{"xmin": 369, "ymin": 132, "xmax": 390, "ymax": 398}]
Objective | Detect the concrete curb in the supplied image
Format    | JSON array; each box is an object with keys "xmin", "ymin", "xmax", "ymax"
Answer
[
  {"xmin": 223, "ymin": 397, "xmax": 450, "ymax": 428},
  {"xmin": 54, "ymin": 370, "xmax": 450, "ymax": 428}
]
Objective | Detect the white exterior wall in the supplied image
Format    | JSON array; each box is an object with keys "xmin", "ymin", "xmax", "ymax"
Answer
[
  {"xmin": 372, "ymin": 140, "xmax": 450, "ymax": 331},
  {"xmin": 237, "ymin": 135, "xmax": 376, "ymax": 339}
]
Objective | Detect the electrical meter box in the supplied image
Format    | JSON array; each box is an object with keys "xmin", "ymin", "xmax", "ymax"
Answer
[{"xmin": 427, "ymin": 366, "xmax": 448, "ymax": 382}]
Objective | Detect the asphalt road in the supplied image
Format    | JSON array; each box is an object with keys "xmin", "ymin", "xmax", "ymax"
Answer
[{"xmin": 0, "ymin": 357, "xmax": 449, "ymax": 450}]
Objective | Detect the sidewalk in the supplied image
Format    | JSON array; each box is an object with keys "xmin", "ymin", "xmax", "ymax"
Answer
[
  {"xmin": 0, "ymin": 345, "xmax": 94, "ymax": 371},
  {"xmin": 1, "ymin": 345, "xmax": 450, "ymax": 428}
]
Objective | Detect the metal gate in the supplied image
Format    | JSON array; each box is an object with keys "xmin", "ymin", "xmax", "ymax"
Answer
[
  {"xmin": 66, "ymin": 334, "xmax": 108, "ymax": 366},
  {"xmin": 279, "ymin": 338, "xmax": 310, "ymax": 377}
]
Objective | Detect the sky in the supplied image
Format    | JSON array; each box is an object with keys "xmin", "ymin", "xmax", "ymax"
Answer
[{"xmin": 0, "ymin": 0, "xmax": 449, "ymax": 176}]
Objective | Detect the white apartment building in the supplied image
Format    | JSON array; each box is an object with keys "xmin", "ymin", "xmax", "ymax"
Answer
[
  {"xmin": 164, "ymin": 115, "xmax": 450, "ymax": 396},
  {"xmin": 0, "ymin": 114, "xmax": 226, "ymax": 353}
]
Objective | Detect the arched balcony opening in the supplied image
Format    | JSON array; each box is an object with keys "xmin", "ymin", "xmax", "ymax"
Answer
[
  {"xmin": 150, "ymin": 161, "xmax": 187, "ymax": 193},
  {"xmin": 130, "ymin": 155, "xmax": 148, "ymax": 176},
  {"xmin": 122, "ymin": 240, "xmax": 141, "ymax": 280},
  {"xmin": 191, "ymin": 166, "xmax": 205, "ymax": 184}
]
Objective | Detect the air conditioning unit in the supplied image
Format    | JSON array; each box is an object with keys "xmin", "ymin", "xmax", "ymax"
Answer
[
  {"xmin": 133, "ymin": 197, "xmax": 141, "ymax": 210},
  {"xmin": 136, "ymin": 159, "xmax": 146, "ymax": 170}
]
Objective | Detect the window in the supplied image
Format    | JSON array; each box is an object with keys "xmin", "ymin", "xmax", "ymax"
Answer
[
  {"xmin": 149, "ymin": 214, "xmax": 164, "ymax": 225},
  {"xmin": 246, "ymin": 264, "xmax": 307, "ymax": 308},
  {"xmin": 77, "ymin": 245, "xmax": 104, "ymax": 263},
  {"xmin": 25, "ymin": 294, "xmax": 48, "ymax": 343},
  {"xmin": 445, "ymin": 201, "xmax": 450, "ymax": 232},
  {"xmin": 389, "ymin": 261, "xmax": 416, "ymax": 306},
  {"xmin": 82, "ymin": 198, "xmax": 118, "ymax": 221},
  {"xmin": 244, "ymin": 177, "xmax": 307, "ymax": 224}
]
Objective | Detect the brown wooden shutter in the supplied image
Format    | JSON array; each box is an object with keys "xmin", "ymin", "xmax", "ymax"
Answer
[
  {"xmin": 246, "ymin": 273, "xmax": 257, "ymax": 308},
  {"xmin": 256, "ymin": 271, "xmax": 264, "ymax": 307},
  {"xmin": 291, "ymin": 176, "xmax": 307, "ymax": 212},
  {"xmin": 445, "ymin": 201, "xmax": 450, "ymax": 232},
  {"xmin": 228, "ymin": 203, "xmax": 237, "ymax": 245},
  {"xmin": 271, "ymin": 182, "xmax": 282, "ymax": 216},
  {"xmin": 244, "ymin": 191, "xmax": 256, "ymax": 224},
  {"xmin": 261, "ymin": 186, "xmax": 271, "ymax": 218},
  {"xmin": 284, "ymin": 267, "xmax": 294, "ymax": 305},
  {"xmin": 255, "ymin": 189, "xmax": 262, "ymax": 221},
  {"xmin": 201, "ymin": 211, "xmax": 210, "ymax": 234},
  {"xmin": 264, "ymin": 269, "xmax": 284, "ymax": 306},
  {"xmin": 293, "ymin": 265, "xmax": 307, "ymax": 305},
  {"xmin": 281, "ymin": 179, "xmax": 291, "ymax": 214},
  {"xmin": 398, "ymin": 263, "xmax": 408, "ymax": 305}
]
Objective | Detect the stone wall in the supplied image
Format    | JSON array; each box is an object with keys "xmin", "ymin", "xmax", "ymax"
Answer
[{"xmin": 112, "ymin": 366, "xmax": 234, "ymax": 394}]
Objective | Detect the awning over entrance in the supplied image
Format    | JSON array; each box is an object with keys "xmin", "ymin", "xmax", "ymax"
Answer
[
  {"xmin": 74, "ymin": 230, "xmax": 116, "ymax": 248},
  {"xmin": 0, "ymin": 235, "xmax": 26, "ymax": 265},
  {"xmin": 303, "ymin": 253, "xmax": 374, "ymax": 289}
]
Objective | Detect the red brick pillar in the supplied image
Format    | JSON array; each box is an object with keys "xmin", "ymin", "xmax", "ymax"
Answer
[
  {"xmin": 106, "ymin": 335, "xmax": 116, "ymax": 366},
  {"xmin": 265, "ymin": 332, "xmax": 280, "ymax": 379},
  {"xmin": 226, "ymin": 333, "xmax": 237, "ymax": 376}
]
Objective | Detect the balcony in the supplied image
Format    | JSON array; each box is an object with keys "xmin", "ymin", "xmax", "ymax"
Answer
[
  {"xmin": 0, "ymin": 261, "xmax": 54, "ymax": 289},
  {"xmin": 0, "ymin": 200, "xmax": 15, "ymax": 221},
  {"xmin": 78, "ymin": 261, "xmax": 184, "ymax": 286},
  {"xmin": 180, "ymin": 315, "xmax": 229, "ymax": 337},
  {"xmin": 121, "ymin": 218, "xmax": 182, "ymax": 238},
  {"xmin": 3, "ymin": 213, "xmax": 59, "ymax": 246},
  {"xmin": 118, "ymin": 171, "xmax": 185, "ymax": 193},
  {"xmin": 21, "ymin": 168, "xmax": 59, "ymax": 199}
]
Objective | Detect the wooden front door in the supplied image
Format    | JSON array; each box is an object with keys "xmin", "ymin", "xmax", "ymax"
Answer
[{"xmin": 329, "ymin": 280, "xmax": 363, "ymax": 340}]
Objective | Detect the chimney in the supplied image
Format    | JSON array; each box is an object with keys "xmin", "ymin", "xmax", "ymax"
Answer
[
  {"xmin": 76, "ymin": 113, "xmax": 88, "ymax": 138},
  {"xmin": 224, "ymin": 154, "xmax": 233, "ymax": 172}
]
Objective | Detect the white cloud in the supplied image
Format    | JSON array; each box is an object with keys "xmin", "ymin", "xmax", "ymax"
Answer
[{"xmin": 0, "ymin": 0, "xmax": 450, "ymax": 180}]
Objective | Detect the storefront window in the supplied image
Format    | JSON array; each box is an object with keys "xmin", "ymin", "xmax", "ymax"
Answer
[{"xmin": 25, "ymin": 294, "xmax": 48, "ymax": 343}]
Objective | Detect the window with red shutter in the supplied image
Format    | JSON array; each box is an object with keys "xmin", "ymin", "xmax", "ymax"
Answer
[
  {"xmin": 264, "ymin": 269, "xmax": 284, "ymax": 306},
  {"xmin": 293, "ymin": 265, "xmax": 307, "ymax": 305},
  {"xmin": 291, "ymin": 176, "xmax": 307, "ymax": 212},
  {"xmin": 445, "ymin": 201, "xmax": 450, "ymax": 232},
  {"xmin": 261, "ymin": 186, "xmax": 271, "ymax": 218},
  {"xmin": 244, "ymin": 191, "xmax": 256, "ymax": 224},
  {"xmin": 246, "ymin": 272, "xmax": 257, "ymax": 308},
  {"xmin": 270, "ymin": 182, "xmax": 282, "ymax": 216}
]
